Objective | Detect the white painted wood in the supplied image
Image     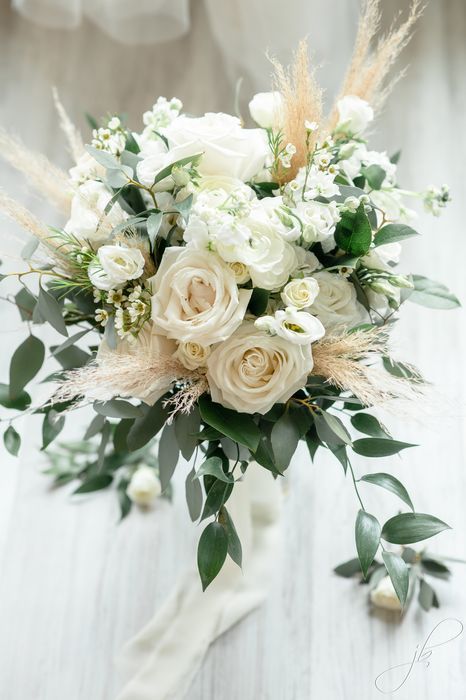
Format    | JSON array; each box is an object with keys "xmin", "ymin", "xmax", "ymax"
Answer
[{"xmin": 0, "ymin": 1, "xmax": 465, "ymax": 698}]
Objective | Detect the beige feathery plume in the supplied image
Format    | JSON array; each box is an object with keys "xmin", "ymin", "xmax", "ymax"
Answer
[
  {"xmin": 271, "ymin": 39, "xmax": 323, "ymax": 182},
  {"xmin": 327, "ymin": 0, "xmax": 423, "ymax": 130},
  {"xmin": 310, "ymin": 327, "xmax": 424, "ymax": 407},
  {"xmin": 0, "ymin": 127, "xmax": 71, "ymax": 214},
  {"xmin": 52, "ymin": 88, "xmax": 85, "ymax": 164}
]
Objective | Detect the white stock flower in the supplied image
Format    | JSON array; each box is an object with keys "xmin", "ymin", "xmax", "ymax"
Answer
[
  {"xmin": 295, "ymin": 200, "xmax": 340, "ymax": 252},
  {"xmin": 255, "ymin": 307, "xmax": 325, "ymax": 346},
  {"xmin": 175, "ymin": 340, "xmax": 211, "ymax": 370},
  {"xmin": 248, "ymin": 91, "xmax": 284, "ymax": 129},
  {"xmin": 281, "ymin": 277, "xmax": 320, "ymax": 308},
  {"xmin": 370, "ymin": 575, "xmax": 402, "ymax": 612},
  {"xmin": 303, "ymin": 165, "xmax": 339, "ymax": 199},
  {"xmin": 163, "ymin": 112, "xmax": 269, "ymax": 181},
  {"xmin": 149, "ymin": 247, "xmax": 251, "ymax": 344},
  {"xmin": 65, "ymin": 180, "xmax": 126, "ymax": 245},
  {"xmin": 308, "ymin": 270, "xmax": 368, "ymax": 330},
  {"xmin": 88, "ymin": 245, "xmax": 145, "ymax": 291},
  {"xmin": 336, "ymin": 95, "xmax": 374, "ymax": 135},
  {"xmin": 127, "ymin": 466, "xmax": 162, "ymax": 507},
  {"xmin": 206, "ymin": 323, "xmax": 313, "ymax": 414}
]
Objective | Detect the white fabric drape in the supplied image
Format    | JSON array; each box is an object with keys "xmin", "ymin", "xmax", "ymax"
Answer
[{"xmin": 116, "ymin": 463, "xmax": 283, "ymax": 700}]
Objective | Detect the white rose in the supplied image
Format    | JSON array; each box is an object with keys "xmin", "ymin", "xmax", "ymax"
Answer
[
  {"xmin": 65, "ymin": 180, "xmax": 126, "ymax": 245},
  {"xmin": 295, "ymin": 200, "xmax": 340, "ymax": 251},
  {"xmin": 175, "ymin": 340, "xmax": 211, "ymax": 370},
  {"xmin": 370, "ymin": 575, "xmax": 402, "ymax": 612},
  {"xmin": 228, "ymin": 261, "xmax": 251, "ymax": 284},
  {"xmin": 308, "ymin": 270, "xmax": 368, "ymax": 330},
  {"xmin": 248, "ymin": 91, "xmax": 284, "ymax": 129},
  {"xmin": 150, "ymin": 247, "xmax": 251, "ymax": 344},
  {"xmin": 255, "ymin": 307, "xmax": 325, "ymax": 346},
  {"xmin": 336, "ymin": 95, "xmax": 374, "ymax": 135},
  {"xmin": 88, "ymin": 244, "xmax": 145, "ymax": 291},
  {"xmin": 163, "ymin": 113, "xmax": 269, "ymax": 181},
  {"xmin": 250, "ymin": 196, "xmax": 301, "ymax": 242},
  {"xmin": 281, "ymin": 277, "xmax": 320, "ymax": 308},
  {"xmin": 206, "ymin": 323, "xmax": 313, "ymax": 414},
  {"xmin": 127, "ymin": 466, "xmax": 162, "ymax": 507}
]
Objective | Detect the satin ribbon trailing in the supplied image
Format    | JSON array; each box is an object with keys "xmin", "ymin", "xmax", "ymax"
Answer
[{"xmin": 116, "ymin": 463, "xmax": 283, "ymax": 700}]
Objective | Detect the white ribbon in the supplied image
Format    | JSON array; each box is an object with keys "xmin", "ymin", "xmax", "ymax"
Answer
[{"xmin": 116, "ymin": 463, "xmax": 282, "ymax": 700}]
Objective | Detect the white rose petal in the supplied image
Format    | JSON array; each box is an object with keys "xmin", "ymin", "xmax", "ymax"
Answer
[
  {"xmin": 127, "ymin": 466, "xmax": 162, "ymax": 507},
  {"xmin": 65, "ymin": 180, "xmax": 126, "ymax": 246},
  {"xmin": 89, "ymin": 244, "xmax": 145, "ymax": 291},
  {"xmin": 336, "ymin": 95, "xmax": 374, "ymax": 135},
  {"xmin": 281, "ymin": 277, "xmax": 320, "ymax": 308},
  {"xmin": 206, "ymin": 323, "xmax": 313, "ymax": 414},
  {"xmin": 175, "ymin": 340, "xmax": 211, "ymax": 370},
  {"xmin": 248, "ymin": 91, "xmax": 284, "ymax": 129},
  {"xmin": 370, "ymin": 575, "xmax": 402, "ymax": 612},
  {"xmin": 150, "ymin": 247, "xmax": 251, "ymax": 345},
  {"xmin": 308, "ymin": 270, "xmax": 368, "ymax": 330}
]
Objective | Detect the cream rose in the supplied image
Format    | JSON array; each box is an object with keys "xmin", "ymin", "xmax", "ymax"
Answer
[
  {"xmin": 175, "ymin": 340, "xmax": 211, "ymax": 370},
  {"xmin": 65, "ymin": 180, "xmax": 126, "ymax": 245},
  {"xmin": 281, "ymin": 277, "xmax": 320, "ymax": 308},
  {"xmin": 150, "ymin": 247, "xmax": 251, "ymax": 344},
  {"xmin": 163, "ymin": 112, "xmax": 269, "ymax": 181},
  {"xmin": 248, "ymin": 91, "xmax": 284, "ymax": 129},
  {"xmin": 127, "ymin": 466, "xmax": 162, "ymax": 507},
  {"xmin": 308, "ymin": 270, "xmax": 368, "ymax": 330},
  {"xmin": 88, "ymin": 244, "xmax": 145, "ymax": 291},
  {"xmin": 336, "ymin": 95, "xmax": 374, "ymax": 135},
  {"xmin": 206, "ymin": 323, "xmax": 313, "ymax": 414},
  {"xmin": 370, "ymin": 575, "xmax": 402, "ymax": 612}
]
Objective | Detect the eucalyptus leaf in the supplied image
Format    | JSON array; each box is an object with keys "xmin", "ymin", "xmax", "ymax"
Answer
[
  {"xmin": 147, "ymin": 212, "xmax": 163, "ymax": 250},
  {"xmin": 197, "ymin": 521, "xmax": 228, "ymax": 591},
  {"xmin": 37, "ymin": 285, "xmax": 68, "ymax": 336},
  {"xmin": 355, "ymin": 510, "xmax": 381, "ymax": 578},
  {"xmin": 73, "ymin": 473, "xmax": 113, "ymax": 495},
  {"xmin": 314, "ymin": 411, "xmax": 352, "ymax": 446},
  {"xmin": 360, "ymin": 472, "xmax": 414, "ymax": 510},
  {"xmin": 84, "ymin": 413, "xmax": 106, "ymax": 440},
  {"xmin": 219, "ymin": 505, "xmax": 242, "ymax": 567},
  {"xmin": 198, "ymin": 396, "xmax": 260, "ymax": 452},
  {"xmin": 42, "ymin": 411, "xmax": 65, "ymax": 450},
  {"xmin": 408, "ymin": 275, "xmax": 460, "ymax": 309},
  {"xmin": 421, "ymin": 557, "xmax": 451, "ymax": 580},
  {"xmin": 418, "ymin": 578, "xmax": 437, "ymax": 611},
  {"xmin": 382, "ymin": 551, "xmax": 409, "ymax": 607},
  {"xmin": 93, "ymin": 399, "xmax": 143, "ymax": 419},
  {"xmin": 51, "ymin": 329, "xmax": 92, "ymax": 356},
  {"xmin": 373, "ymin": 223, "xmax": 419, "ymax": 247},
  {"xmin": 3, "ymin": 425, "xmax": 21, "ymax": 456},
  {"xmin": 351, "ymin": 413, "xmax": 388, "ymax": 438},
  {"xmin": 85, "ymin": 145, "xmax": 119, "ymax": 169},
  {"xmin": 153, "ymin": 153, "xmax": 202, "ymax": 186},
  {"xmin": 382, "ymin": 513, "xmax": 450, "ymax": 545},
  {"xmin": 362, "ymin": 164, "xmax": 386, "ymax": 190},
  {"xmin": 201, "ymin": 480, "xmax": 233, "ymax": 521},
  {"xmin": 158, "ymin": 422, "xmax": 179, "ymax": 491},
  {"xmin": 270, "ymin": 413, "xmax": 300, "ymax": 471},
  {"xmin": 185, "ymin": 466, "xmax": 203, "ymax": 522},
  {"xmin": 334, "ymin": 557, "xmax": 363, "ymax": 578},
  {"xmin": 9, "ymin": 335, "xmax": 45, "ymax": 398},
  {"xmin": 15, "ymin": 287, "xmax": 36, "ymax": 322},
  {"xmin": 126, "ymin": 398, "xmax": 167, "ymax": 451},
  {"xmin": 0, "ymin": 383, "xmax": 31, "ymax": 410},
  {"xmin": 194, "ymin": 456, "xmax": 234, "ymax": 483}
]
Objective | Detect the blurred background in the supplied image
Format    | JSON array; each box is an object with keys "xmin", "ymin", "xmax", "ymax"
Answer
[{"xmin": 0, "ymin": 1, "xmax": 465, "ymax": 698}]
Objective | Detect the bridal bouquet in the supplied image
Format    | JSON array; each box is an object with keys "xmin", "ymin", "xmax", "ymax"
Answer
[{"xmin": 0, "ymin": 1, "xmax": 458, "ymax": 601}]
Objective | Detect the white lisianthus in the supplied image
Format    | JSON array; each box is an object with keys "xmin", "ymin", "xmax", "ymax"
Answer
[
  {"xmin": 175, "ymin": 340, "xmax": 211, "ymax": 370},
  {"xmin": 281, "ymin": 277, "xmax": 320, "ymax": 308},
  {"xmin": 362, "ymin": 242, "xmax": 402, "ymax": 271},
  {"xmin": 308, "ymin": 270, "xmax": 368, "ymax": 330},
  {"xmin": 336, "ymin": 95, "xmax": 374, "ymax": 135},
  {"xmin": 206, "ymin": 323, "xmax": 314, "ymax": 414},
  {"xmin": 127, "ymin": 466, "xmax": 162, "ymax": 507},
  {"xmin": 149, "ymin": 247, "xmax": 251, "ymax": 345},
  {"xmin": 163, "ymin": 112, "xmax": 269, "ymax": 181},
  {"xmin": 295, "ymin": 200, "xmax": 340, "ymax": 252},
  {"xmin": 370, "ymin": 575, "xmax": 402, "ymax": 612},
  {"xmin": 88, "ymin": 245, "xmax": 145, "ymax": 291},
  {"xmin": 255, "ymin": 307, "xmax": 325, "ymax": 346},
  {"xmin": 65, "ymin": 180, "xmax": 126, "ymax": 245},
  {"xmin": 248, "ymin": 91, "xmax": 284, "ymax": 129},
  {"xmin": 250, "ymin": 196, "xmax": 301, "ymax": 242}
]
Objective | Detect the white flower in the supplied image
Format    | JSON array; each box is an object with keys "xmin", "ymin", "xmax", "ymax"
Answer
[
  {"xmin": 163, "ymin": 112, "xmax": 269, "ymax": 181},
  {"xmin": 175, "ymin": 340, "xmax": 211, "ymax": 370},
  {"xmin": 255, "ymin": 307, "xmax": 325, "ymax": 346},
  {"xmin": 88, "ymin": 245, "xmax": 145, "ymax": 291},
  {"xmin": 249, "ymin": 196, "xmax": 301, "ymax": 242},
  {"xmin": 336, "ymin": 95, "xmax": 374, "ymax": 135},
  {"xmin": 228, "ymin": 261, "xmax": 250, "ymax": 284},
  {"xmin": 127, "ymin": 466, "xmax": 162, "ymax": 507},
  {"xmin": 303, "ymin": 165, "xmax": 339, "ymax": 199},
  {"xmin": 137, "ymin": 149, "xmax": 196, "ymax": 191},
  {"xmin": 370, "ymin": 189, "xmax": 417, "ymax": 224},
  {"xmin": 248, "ymin": 91, "xmax": 284, "ymax": 129},
  {"xmin": 292, "ymin": 247, "xmax": 322, "ymax": 276},
  {"xmin": 370, "ymin": 575, "xmax": 402, "ymax": 612},
  {"xmin": 69, "ymin": 152, "xmax": 105, "ymax": 185},
  {"xmin": 362, "ymin": 242, "xmax": 402, "ymax": 271},
  {"xmin": 295, "ymin": 200, "xmax": 340, "ymax": 252},
  {"xmin": 206, "ymin": 323, "xmax": 314, "ymax": 414},
  {"xmin": 308, "ymin": 270, "xmax": 368, "ymax": 330},
  {"xmin": 149, "ymin": 247, "xmax": 251, "ymax": 345},
  {"xmin": 65, "ymin": 180, "xmax": 126, "ymax": 245},
  {"xmin": 281, "ymin": 277, "xmax": 320, "ymax": 308}
]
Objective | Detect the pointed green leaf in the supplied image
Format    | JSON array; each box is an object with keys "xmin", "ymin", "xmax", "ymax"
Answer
[
  {"xmin": 351, "ymin": 413, "xmax": 388, "ymax": 438},
  {"xmin": 37, "ymin": 286, "xmax": 68, "ymax": 336},
  {"xmin": 0, "ymin": 383, "xmax": 31, "ymax": 411},
  {"xmin": 270, "ymin": 413, "xmax": 300, "ymax": 471},
  {"xmin": 219, "ymin": 505, "xmax": 242, "ymax": 567},
  {"xmin": 158, "ymin": 422, "xmax": 179, "ymax": 491},
  {"xmin": 409, "ymin": 275, "xmax": 460, "ymax": 310},
  {"xmin": 4, "ymin": 425, "xmax": 21, "ymax": 456},
  {"xmin": 382, "ymin": 551, "xmax": 409, "ymax": 607},
  {"xmin": 373, "ymin": 223, "xmax": 419, "ymax": 247},
  {"xmin": 73, "ymin": 474, "xmax": 113, "ymax": 494},
  {"xmin": 185, "ymin": 466, "xmax": 203, "ymax": 522},
  {"xmin": 197, "ymin": 521, "xmax": 228, "ymax": 591},
  {"xmin": 355, "ymin": 510, "xmax": 381, "ymax": 578},
  {"xmin": 314, "ymin": 411, "xmax": 352, "ymax": 446},
  {"xmin": 382, "ymin": 512, "xmax": 450, "ymax": 545},
  {"xmin": 360, "ymin": 472, "xmax": 414, "ymax": 510},
  {"xmin": 198, "ymin": 396, "xmax": 260, "ymax": 452},
  {"xmin": 194, "ymin": 456, "xmax": 233, "ymax": 483},
  {"xmin": 9, "ymin": 335, "xmax": 45, "ymax": 398},
  {"xmin": 352, "ymin": 438, "xmax": 416, "ymax": 457}
]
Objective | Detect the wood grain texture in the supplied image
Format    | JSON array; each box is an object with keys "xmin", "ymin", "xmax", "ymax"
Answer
[{"xmin": 0, "ymin": 2, "xmax": 465, "ymax": 699}]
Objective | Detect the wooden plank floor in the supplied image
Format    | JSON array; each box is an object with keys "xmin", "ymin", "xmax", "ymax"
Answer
[{"xmin": 0, "ymin": 2, "xmax": 465, "ymax": 698}]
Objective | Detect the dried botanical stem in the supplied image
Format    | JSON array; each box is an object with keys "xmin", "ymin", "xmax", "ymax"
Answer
[
  {"xmin": 52, "ymin": 87, "xmax": 85, "ymax": 163},
  {"xmin": 164, "ymin": 375, "xmax": 209, "ymax": 420},
  {"xmin": 271, "ymin": 39, "xmax": 323, "ymax": 181},
  {"xmin": 0, "ymin": 127, "xmax": 71, "ymax": 214},
  {"xmin": 327, "ymin": 0, "xmax": 423, "ymax": 130}
]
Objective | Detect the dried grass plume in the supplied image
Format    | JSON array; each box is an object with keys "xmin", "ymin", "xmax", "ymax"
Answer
[{"xmin": 52, "ymin": 88, "xmax": 85, "ymax": 164}]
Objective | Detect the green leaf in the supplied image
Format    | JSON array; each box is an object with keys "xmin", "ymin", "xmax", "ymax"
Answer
[
  {"xmin": 382, "ymin": 513, "xmax": 451, "ymax": 544},
  {"xmin": 382, "ymin": 356, "xmax": 421, "ymax": 380},
  {"xmin": 51, "ymin": 329, "xmax": 92, "ymax": 356},
  {"xmin": 185, "ymin": 467, "xmax": 203, "ymax": 522},
  {"xmin": 126, "ymin": 398, "xmax": 167, "ymax": 451},
  {"xmin": 93, "ymin": 399, "xmax": 143, "ymax": 419},
  {"xmin": 84, "ymin": 413, "xmax": 106, "ymax": 440},
  {"xmin": 351, "ymin": 413, "xmax": 388, "ymax": 438},
  {"xmin": 355, "ymin": 510, "xmax": 381, "ymax": 578},
  {"xmin": 158, "ymin": 422, "xmax": 179, "ymax": 491},
  {"xmin": 9, "ymin": 335, "xmax": 45, "ymax": 398},
  {"xmin": 117, "ymin": 478, "xmax": 132, "ymax": 520},
  {"xmin": 174, "ymin": 193, "xmax": 194, "ymax": 223},
  {"xmin": 21, "ymin": 236, "xmax": 39, "ymax": 260},
  {"xmin": 382, "ymin": 551, "xmax": 409, "ymax": 607},
  {"xmin": 248, "ymin": 287, "xmax": 270, "ymax": 316},
  {"xmin": 373, "ymin": 223, "xmax": 419, "ymax": 247},
  {"xmin": 335, "ymin": 202, "xmax": 372, "ymax": 256},
  {"xmin": 0, "ymin": 383, "xmax": 31, "ymax": 410},
  {"xmin": 146, "ymin": 212, "xmax": 163, "ymax": 251},
  {"xmin": 360, "ymin": 473, "xmax": 414, "ymax": 510},
  {"xmin": 85, "ymin": 145, "xmax": 119, "ymax": 169},
  {"xmin": 197, "ymin": 521, "xmax": 228, "ymax": 591},
  {"xmin": 15, "ymin": 287, "xmax": 36, "ymax": 321},
  {"xmin": 219, "ymin": 506, "xmax": 242, "ymax": 567},
  {"xmin": 201, "ymin": 479, "xmax": 233, "ymax": 521},
  {"xmin": 174, "ymin": 409, "xmax": 200, "ymax": 461},
  {"xmin": 42, "ymin": 411, "xmax": 65, "ymax": 449},
  {"xmin": 3, "ymin": 425, "xmax": 20, "ymax": 456},
  {"xmin": 153, "ymin": 154, "xmax": 202, "ymax": 186},
  {"xmin": 253, "ymin": 436, "xmax": 282, "ymax": 475},
  {"xmin": 194, "ymin": 456, "xmax": 234, "ymax": 483},
  {"xmin": 408, "ymin": 275, "xmax": 460, "ymax": 310},
  {"xmin": 352, "ymin": 438, "xmax": 416, "ymax": 457},
  {"xmin": 73, "ymin": 474, "xmax": 113, "ymax": 495},
  {"xmin": 314, "ymin": 411, "xmax": 352, "ymax": 446},
  {"xmin": 113, "ymin": 418, "xmax": 134, "ymax": 452},
  {"xmin": 334, "ymin": 557, "xmax": 363, "ymax": 578},
  {"xmin": 270, "ymin": 413, "xmax": 300, "ymax": 471},
  {"xmin": 51, "ymin": 345, "xmax": 91, "ymax": 369},
  {"xmin": 37, "ymin": 286, "xmax": 68, "ymax": 336},
  {"xmin": 418, "ymin": 578, "xmax": 437, "ymax": 611},
  {"xmin": 362, "ymin": 164, "xmax": 386, "ymax": 190},
  {"xmin": 198, "ymin": 396, "xmax": 260, "ymax": 452},
  {"xmin": 421, "ymin": 557, "xmax": 451, "ymax": 580}
]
